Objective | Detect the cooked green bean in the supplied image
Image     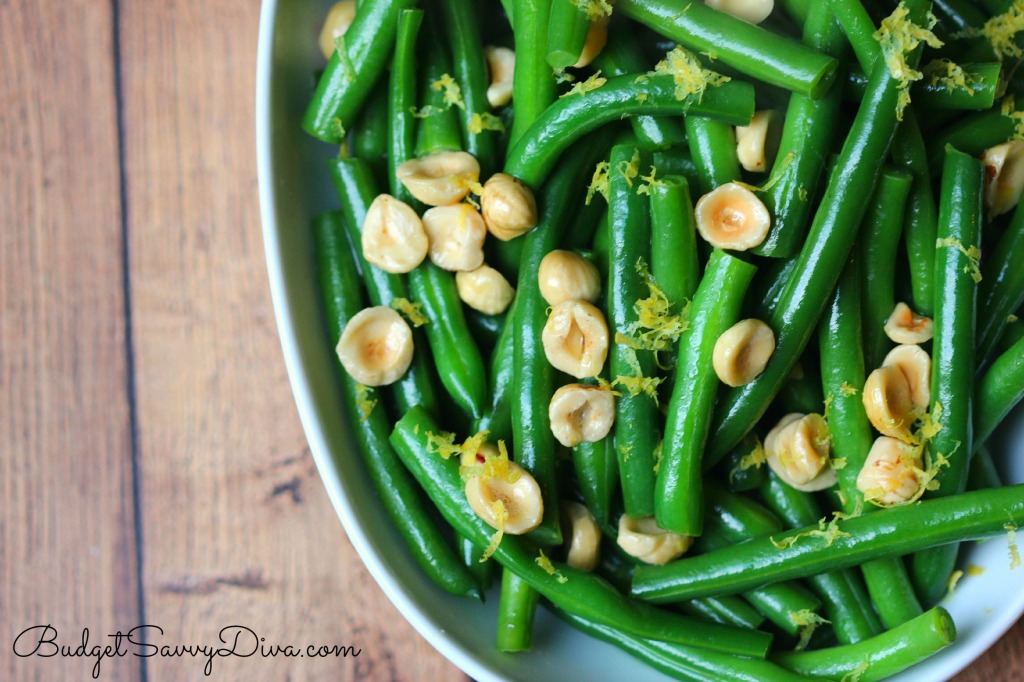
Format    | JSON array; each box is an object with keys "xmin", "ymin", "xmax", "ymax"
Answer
[
  {"xmin": 683, "ymin": 117, "xmax": 740, "ymax": 196},
  {"xmin": 976, "ymin": 200, "xmax": 1024, "ymax": 367},
  {"xmin": 388, "ymin": 9, "xmax": 425, "ymax": 205},
  {"xmin": 509, "ymin": 0, "xmax": 556, "ymax": 146},
  {"xmin": 649, "ymin": 176, "xmax": 700, "ymax": 311},
  {"xmin": 975, "ymin": 334, "xmax": 1024, "ymax": 446},
  {"xmin": 547, "ymin": 0, "xmax": 591, "ymax": 70},
  {"xmin": 497, "ymin": 569, "xmax": 540, "ymax": 651},
  {"xmin": 843, "ymin": 62, "xmax": 1001, "ymax": 110}
]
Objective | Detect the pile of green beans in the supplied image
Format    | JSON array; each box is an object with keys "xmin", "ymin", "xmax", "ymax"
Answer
[{"xmin": 301, "ymin": 0, "xmax": 1024, "ymax": 678}]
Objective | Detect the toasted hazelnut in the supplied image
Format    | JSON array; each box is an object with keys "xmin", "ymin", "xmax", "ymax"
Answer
[
  {"xmin": 862, "ymin": 365, "xmax": 915, "ymax": 440},
  {"xmin": 361, "ymin": 194, "xmax": 429, "ymax": 274},
  {"xmin": 541, "ymin": 300, "xmax": 610, "ymax": 378},
  {"xmin": 712, "ymin": 318, "xmax": 776, "ymax": 387},
  {"xmin": 764, "ymin": 413, "xmax": 837, "ymax": 491},
  {"xmin": 396, "ymin": 151, "xmax": 480, "ymax": 207},
  {"xmin": 538, "ymin": 249, "xmax": 602, "ymax": 306},
  {"xmin": 465, "ymin": 460, "xmax": 544, "ymax": 535},
  {"xmin": 318, "ymin": 0, "xmax": 357, "ymax": 61},
  {"xmin": 982, "ymin": 140, "xmax": 1024, "ymax": 216},
  {"xmin": 617, "ymin": 515, "xmax": 693, "ymax": 565},
  {"xmin": 704, "ymin": 0, "xmax": 775, "ymax": 24},
  {"xmin": 481, "ymin": 173, "xmax": 538, "ymax": 240},
  {"xmin": 882, "ymin": 344, "xmax": 931, "ymax": 409},
  {"xmin": 561, "ymin": 501, "xmax": 601, "ymax": 571},
  {"xmin": 857, "ymin": 436, "xmax": 923, "ymax": 505},
  {"xmin": 573, "ymin": 18, "xmax": 609, "ymax": 69},
  {"xmin": 735, "ymin": 109, "xmax": 783, "ymax": 173},
  {"xmin": 336, "ymin": 306, "xmax": 414, "ymax": 386},
  {"xmin": 695, "ymin": 182, "xmax": 772, "ymax": 250},
  {"xmin": 485, "ymin": 46, "xmax": 515, "ymax": 108},
  {"xmin": 456, "ymin": 264, "xmax": 515, "ymax": 315},
  {"xmin": 422, "ymin": 203, "xmax": 487, "ymax": 271},
  {"xmin": 883, "ymin": 302, "xmax": 933, "ymax": 344},
  {"xmin": 548, "ymin": 383, "xmax": 616, "ymax": 447}
]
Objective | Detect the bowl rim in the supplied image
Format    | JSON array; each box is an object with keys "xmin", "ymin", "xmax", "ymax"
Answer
[{"xmin": 255, "ymin": 1, "xmax": 1024, "ymax": 679}]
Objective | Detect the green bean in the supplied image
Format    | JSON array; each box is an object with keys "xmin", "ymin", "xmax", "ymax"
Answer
[
  {"xmin": 547, "ymin": 0, "xmax": 591, "ymax": 70},
  {"xmin": 843, "ymin": 62, "xmax": 1001, "ymax": 110},
  {"xmin": 997, "ymin": 314, "xmax": 1024, "ymax": 355},
  {"xmin": 326, "ymin": 158, "xmax": 438, "ymax": 415},
  {"xmin": 760, "ymin": 472, "xmax": 883, "ymax": 644},
  {"xmin": 391, "ymin": 406, "xmax": 774, "ymax": 656},
  {"xmin": 350, "ymin": 86, "xmax": 390, "ymax": 184},
  {"xmin": 608, "ymin": 144, "xmax": 660, "ymax": 517},
  {"xmin": 313, "ymin": 211, "xmax": 480, "ymax": 600},
  {"xmin": 683, "ymin": 116, "xmax": 740, "ymax": 196},
  {"xmin": 388, "ymin": 9, "xmax": 424, "ymax": 205},
  {"xmin": 303, "ymin": 0, "xmax": 416, "ymax": 142},
  {"xmin": 821, "ymin": 257, "xmax": 924, "ymax": 629},
  {"xmin": 572, "ymin": 437, "xmax": 618, "ymax": 529},
  {"xmin": 462, "ymin": 534, "xmax": 497, "ymax": 593},
  {"xmin": 752, "ymin": 257, "xmax": 800, "ymax": 321},
  {"xmin": 976, "ymin": 200, "xmax": 1024, "ymax": 367},
  {"xmin": 471, "ymin": 300, "xmax": 517, "ymax": 443},
  {"xmin": 721, "ymin": 433, "xmax": 767, "ymax": 493},
  {"xmin": 657, "ymin": 251, "xmax": 757, "ymax": 536},
  {"xmin": 514, "ymin": 135, "xmax": 614, "ymax": 546},
  {"xmin": 465, "ymin": 307, "xmax": 506, "ymax": 352},
  {"xmin": 891, "ymin": 110, "xmax": 940, "ymax": 317},
  {"xmin": 827, "ymin": 0, "xmax": 880, "ymax": 73},
  {"xmin": 439, "ymin": 0, "xmax": 502, "ymax": 173},
  {"xmin": 773, "ymin": 607, "xmax": 956, "ymax": 681},
  {"xmin": 556, "ymin": 609, "xmax": 809, "ymax": 682},
  {"xmin": 630, "ymin": 483, "xmax": 1024, "ymax": 603},
  {"xmin": 497, "ymin": 569, "xmax": 540, "ymax": 651},
  {"xmin": 593, "ymin": 20, "xmax": 688, "ymax": 151},
  {"xmin": 707, "ymin": 1, "xmax": 934, "ymax": 464},
  {"xmin": 676, "ymin": 595, "xmax": 766, "ymax": 631},
  {"xmin": 777, "ymin": 0, "xmax": 812, "ymax": 25},
  {"xmin": 911, "ymin": 145, "xmax": 983, "ymax": 607},
  {"xmin": 414, "ymin": 28, "xmax": 462, "ymax": 155},
  {"xmin": 859, "ymin": 168, "xmax": 914, "ymax": 369},
  {"xmin": 975, "ymin": 334, "xmax": 1024, "ymax": 445},
  {"xmin": 649, "ymin": 176, "xmax": 700, "ymax": 311},
  {"xmin": 776, "ymin": 359, "xmax": 824, "ymax": 415},
  {"xmin": 926, "ymin": 103, "xmax": 1023, "ymax": 173},
  {"xmin": 754, "ymin": 0, "xmax": 846, "ymax": 259},
  {"xmin": 931, "ymin": 0, "xmax": 989, "ymax": 34},
  {"xmin": 509, "ymin": 0, "xmax": 556, "ymax": 146},
  {"xmin": 505, "ymin": 74, "xmax": 756, "ymax": 189},
  {"xmin": 616, "ymin": 0, "xmax": 839, "ymax": 98}
]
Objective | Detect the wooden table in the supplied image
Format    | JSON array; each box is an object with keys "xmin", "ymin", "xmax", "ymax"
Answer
[{"xmin": 1, "ymin": 1, "xmax": 1021, "ymax": 680}]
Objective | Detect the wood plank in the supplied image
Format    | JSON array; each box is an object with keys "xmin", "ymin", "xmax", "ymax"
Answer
[
  {"xmin": 117, "ymin": 1, "xmax": 464, "ymax": 678},
  {"xmin": 0, "ymin": 1, "xmax": 139, "ymax": 680},
  {"xmin": 956, "ymin": 619, "xmax": 1024, "ymax": 681}
]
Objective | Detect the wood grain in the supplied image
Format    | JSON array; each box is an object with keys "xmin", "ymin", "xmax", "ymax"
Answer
[
  {"xmin": 0, "ymin": 1, "xmax": 139, "ymax": 680},
  {"xmin": 115, "ymin": 0, "xmax": 463, "ymax": 679}
]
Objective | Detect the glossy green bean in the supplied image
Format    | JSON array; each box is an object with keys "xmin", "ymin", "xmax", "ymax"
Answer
[
  {"xmin": 572, "ymin": 437, "xmax": 618, "ymax": 529},
  {"xmin": 630, "ymin": 483, "xmax": 1024, "ymax": 603},
  {"xmin": 608, "ymin": 144, "xmax": 659, "ymax": 517},
  {"xmin": 414, "ymin": 29, "xmax": 462, "ymax": 155},
  {"xmin": 754, "ymin": 0, "xmax": 846, "ymax": 258},
  {"xmin": 390, "ymin": 407, "xmax": 774, "ymax": 656},
  {"xmin": 326, "ymin": 158, "xmax": 438, "ymax": 415},
  {"xmin": 683, "ymin": 116, "xmax": 740, "ymax": 196},
  {"xmin": 721, "ymin": 433, "xmax": 767, "ymax": 493},
  {"xmin": 708, "ymin": 2, "xmax": 933, "ymax": 463},
  {"xmin": 303, "ymin": 0, "xmax": 416, "ymax": 142},
  {"xmin": 462, "ymin": 534, "xmax": 497, "ymax": 593},
  {"xmin": 350, "ymin": 86, "xmax": 390, "ymax": 184},
  {"xmin": 547, "ymin": 0, "xmax": 591, "ymax": 70},
  {"xmin": 388, "ymin": 9, "xmax": 424, "ymax": 205},
  {"xmin": 926, "ymin": 104, "xmax": 1022, "ymax": 173},
  {"xmin": 976, "ymin": 200, "xmax": 1024, "ymax": 367},
  {"xmin": 471, "ymin": 299, "xmax": 516, "ymax": 443},
  {"xmin": 843, "ymin": 62, "xmax": 1001, "ymax": 110},
  {"xmin": 975, "ymin": 334, "xmax": 1024, "ymax": 445},
  {"xmin": 504, "ymin": 75, "xmax": 756, "ymax": 189},
  {"xmin": 617, "ymin": 0, "xmax": 838, "ymax": 98},
  {"xmin": 773, "ymin": 607, "xmax": 956, "ymax": 681},
  {"xmin": 827, "ymin": 0, "xmax": 880, "ymax": 73},
  {"xmin": 912, "ymin": 145, "xmax": 983, "ymax": 607},
  {"xmin": 859, "ymin": 168, "xmax": 914, "ymax": 369},
  {"xmin": 760, "ymin": 472, "xmax": 883, "ymax": 644},
  {"xmin": 313, "ymin": 211, "xmax": 479, "ymax": 600},
  {"xmin": 657, "ymin": 251, "xmax": 757, "ymax": 536},
  {"xmin": 649, "ymin": 176, "xmax": 700, "ymax": 311},
  {"xmin": 497, "ymin": 569, "xmax": 540, "ymax": 651},
  {"xmin": 676, "ymin": 595, "xmax": 766, "ymax": 631},
  {"xmin": 509, "ymin": 0, "xmax": 556, "ymax": 146}
]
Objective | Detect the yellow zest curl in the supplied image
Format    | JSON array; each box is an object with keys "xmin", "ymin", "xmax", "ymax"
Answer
[
  {"xmin": 1007, "ymin": 522, "xmax": 1022, "ymax": 569},
  {"xmin": 480, "ymin": 500, "xmax": 507, "ymax": 562},
  {"xmin": 873, "ymin": 3, "xmax": 943, "ymax": 120},
  {"xmin": 586, "ymin": 160, "xmax": 611, "ymax": 205},
  {"xmin": 561, "ymin": 71, "xmax": 608, "ymax": 98},
  {"xmin": 936, "ymin": 236, "xmax": 983, "ymax": 283},
  {"xmin": 923, "ymin": 58, "xmax": 976, "ymax": 94},
  {"xmin": 536, "ymin": 549, "xmax": 569, "ymax": 583},
  {"xmin": 840, "ymin": 661, "xmax": 871, "ymax": 682},
  {"xmin": 354, "ymin": 384, "xmax": 378, "ymax": 422},
  {"xmin": 432, "ymin": 73, "xmax": 466, "ymax": 110},
  {"xmin": 730, "ymin": 437, "xmax": 766, "ymax": 483},
  {"xmin": 954, "ymin": 0, "xmax": 1024, "ymax": 60},
  {"xmin": 573, "ymin": 0, "xmax": 614, "ymax": 21},
  {"xmin": 390, "ymin": 297, "xmax": 429, "ymax": 327},
  {"xmin": 653, "ymin": 45, "xmax": 730, "ymax": 102},
  {"xmin": 789, "ymin": 609, "xmax": 830, "ymax": 652},
  {"xmin": 468, "ymin": 112, "xmax": 506, "ymax": 135}
]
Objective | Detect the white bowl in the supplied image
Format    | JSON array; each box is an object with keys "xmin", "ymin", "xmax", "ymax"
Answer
[{"xmin": 256, "ymin": 1, "xmax": 1024, "ymax": 678}]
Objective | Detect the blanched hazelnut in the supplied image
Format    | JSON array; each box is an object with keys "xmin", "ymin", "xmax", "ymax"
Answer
[
  {"xmin": 538, "ymin": 249, "xmax": 602, "ymax": 306},
  {"xmin": 764, "ymin": 413, "xmax": 837, "ymax": 491},
  {"xmin": 456, "ymin": 265, "xmax": 515, "ymax": 315},
  {"xmin": 336, "ymin": 306, "xmax": 414, "ymax": 386},
  {"xmin": 704, "ymin": 0, "xmax": 774, "ymax": 24},
  {"xmin": 485, "ymin": 46, "xmax": 515, "ymax": 108},
  {"xmin": 422, "ymin": 203, "xmax": 487, "ymax": 272},
  {"xmin": 982, "ymin": 140, "xmax": 1024, "ymax": 216},
  {"xmin": 465, "ymin": 460, "xmax": 544, "ymax": 535},
  {"xmin": 695, "ymin": 182, "xmax": 772, "ymax": 250},
  {"xmin": 573, "ymin": 19, "xmax": 609, "ymax": 69},
  {"xmin": 561, "ymin": 501, "xmax": 601, "ymax": 571},
  {"xmin": 712, "ymin": 318, "xmax": 775, "ymax": 387},
  {"xmin": 857, "ymin": 436, "xmax": 923, "ymax": 505},
  {"xmin": 541, "ymin": 300, "xmax": 610, "ymax": 378},
  {"xmin": 361, "ymin": 194, "xmax": 429, "ymax": 274},
  {"xmin": 617, "ymin": 515, "xmax": 692, "ymax": 565},
  {"xmin": 882, "ymin": 344, "xmax": 931, "ymax": 410},
  {"xmin": 862, "ymin": 365, "xmax": 915, "ymax": 440},
  {"xmin": 318, "ymin": 0, "xmax": 357, "ymax": 61},
  {"xmin": 548, "ymin": 383, "xmax": 616, "ymax": 447},
  {"xmin": 481, "ymin": 173, "xmax": 538, "ymax": 240},
  {"xmin": 883, "ymin": 302, "xmax": 933, "ymax": 344},
  {"xmin": 735, "ymin": 109, "xmax": 783, "ymax": 173},
  {"xmin": 396, "ymin": 151, "xmax": 480, "ymax": 207}
]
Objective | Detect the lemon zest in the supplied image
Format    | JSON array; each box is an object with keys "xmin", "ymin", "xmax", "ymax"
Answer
[
  {"xmin": 536, "ymin": 549, "xmax": 569, "ymax": 583},
  {"xmin": 1003, "ymin": 95, "xmax": 1024, "ymax": 140},
  {"xmin": 823, "ymin": 392, "xmax": 834, "ymax": 421},
  {"xmin": 832, "ymin": 457, "xmax": 848, "ymax": 470},
  {"xmin": 561, "ymin": 71, "xmax": 608, "ymax": 98},
  {"xmin": 586, "ymin": 160, "xmax": 611, "ymax": 205},
  {"xmin": 770, "ymin": 500, "xmax": 862, "ymax": 550},
  {"xmin": 1007, "ymin": 522, "xmax": 1022, "ymax": 569},
  {"xmin": 573, "ymin": 0, "xmax": 614, "ymax": 21},
  {"xmin": 426, "ymin": 430, "xmax": 460, "ymax": 459},
  {"xmin": 554, "ymin": 68, "xmax": 576, "ymax": 85},
  {"xmin": 936, "ymin": 236, "xmax": 983, "ymax": 284},
  {"xmin": 954, "ymin": 0, "xmax": 1024, "ymax": 60},
  {"xmin": 636, "ymin": 166, "xmax": 661, "ymax": 196},
  {"xmin": 873, "ymin": 3, "xmax": 943, "ymax": 120},
  {"xmin": 967, "ymin": 564, "xmax": 986, "ymax": 576},
  {"xmin": 617, "ymin": 148, "xmax": 641, "ymax": 188},
  {"xmin": 1009, "ymin": 313, "xmax": 1020, "ymax": 323},
  {"xmin": 333, "ymin": 35, "xmax": 356, "ymax": 83},
  {"xmin": 946, "ymin": 569, "xmax": 965, "ymax": 598},
  {"xmin": 354, "ymin": 384, "xmax": 378, "ymax": 423},
  {"xmin": 390, "ymin": 297, "xmax": 429, "ymax": 327},
  {"xmin": 730, "ymin": 437, "xmax": 766, "ymax": 483},
  {"xmin": 923, "ymin": 58, "xmax": 976, "ymax": 94},
  {"xmin": 653, "ymin": 45, "xmax": 730, "ymax": 102},
  {"xmin": 432, "ymin": 73, "xmax": 466, "ymax": 110},
  {"xmin": 840, "ymin": 382, "xmax": 859, "ymax": 397},
  {"xmin": 468, "ymin": 112, "xmax": 506, "ymax": 135},
  {"xmin": 480, "ymin": 500, "xmax": 507, "ymax": 562},
  {"xmin": 841, "ymin": 661, "xmax": 871, "ymax": 682},
  {"xmin": 789, "ymin": 609, "xmax": 830, "ymax": 652},
  {"xmin": 623, "ymin": 258, "xmax": 689, "ymax": 352},
  {"xmin": 653, "ymin": 439, "xmax": 663, "ymax": 475}
]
